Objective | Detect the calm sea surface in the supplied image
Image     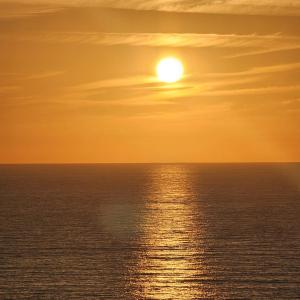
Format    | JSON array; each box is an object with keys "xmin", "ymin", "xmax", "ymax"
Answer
[{"xmin": 0, "ymin": 163, "xmax": 300, "ymax": 299}]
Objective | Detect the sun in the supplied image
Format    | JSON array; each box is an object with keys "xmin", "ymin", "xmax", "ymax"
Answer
[{"xmin": 156, "ymin": 57, "xmax": 184, "ymax": 83}]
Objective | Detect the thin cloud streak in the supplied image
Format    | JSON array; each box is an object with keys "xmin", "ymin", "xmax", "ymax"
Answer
[
  {"xmin": 205, "ymin": 62, "xmax": 300, "ymax": 78},
  {"xmin": 201, "ymin": 85, "xmax": 300, "ymax": 97},
  {"xmin": 72, "ymin": 75, "xmax": 157, "ymax": 91},
  {"xmin": 0, "ymin": 86, "xmax": 20, "ymax": 94},
  {"xmin": 0, "ymin": 3, "xmax": 62, "ymax": 19},
  {"xmin": 26, "ymin": 71, "xmax": 65, "ymax": 80},
  {"xmin": 1, "ymin": 1, "xmax": 300, "ymax": 16},
  {"xmin": 66, "ymin": 71, "xmax": 292, "ymax": 106},
  {"xmin": 2, "ymin": 32, "xmax": 300, "ymax": 57}
]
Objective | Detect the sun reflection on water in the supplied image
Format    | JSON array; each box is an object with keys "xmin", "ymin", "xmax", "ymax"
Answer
[{"xmin": 131, "ymin": 165, "xmax": 207, "ymax": 299}]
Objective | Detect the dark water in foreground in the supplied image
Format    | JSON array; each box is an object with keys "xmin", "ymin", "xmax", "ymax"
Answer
[{"xmin": 0, "ymin": 163, "xmax": 300, "ymax": 299}]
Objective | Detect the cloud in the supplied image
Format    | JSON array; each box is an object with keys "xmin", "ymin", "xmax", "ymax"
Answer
[
  {"xmin": 66, "ymin": 66, "xmax": 297, "ymax": 106},
  {"xmin": 72, "ymin": 75, "xmax": 156, "ymax": 91},
  {"xmin": 2, "ymin": 32, "xmax": 299, "ymax": 56},
  {"xmin": 99, "ymin": 33, "xmax": 300, "ymax": 57},
  {"xmin": 0, "ymin": 86, "xmax": 20, "ymax": 94},
  {"xmin": 25, "ymin": 71, "xmax": 65, "ymax": 80},
  {"xmin": 97, "ymin": 0, "xmax": 300, "ymax": 16},
  {"xmin": 98, "ymin": 33, "xmax": 300, "ymax": 51},
  {"xmin": 0, "ymin": 3, "xmax": 62, "ymax": 19},
  {"xmin": 1, "ymin": 1, "xmax": 300, "ymax": 16},
  {"xmin": 65, "ymin": 75, "xmax": 176, "ymax": 105},
  {"xmin": 201, "ymin": 85, "xmax": 300, "ymax": 97},
  {"xmin": 0, "ymin": 70, "xmax": 64, "ymax": 81},
  {"xmin": 205, "ymin": 62, "xmax": 300, "ymax": 78}
]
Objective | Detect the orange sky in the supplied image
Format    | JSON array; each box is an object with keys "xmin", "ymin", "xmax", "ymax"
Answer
[{"xmin": 0, "ymin": 1, "xmax": 300, "ymax": 163}]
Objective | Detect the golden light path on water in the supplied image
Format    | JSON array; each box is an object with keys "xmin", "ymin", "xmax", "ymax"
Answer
[{"xmin": 131, "ymin": 165, "xmax": 209, "ymax": 299}]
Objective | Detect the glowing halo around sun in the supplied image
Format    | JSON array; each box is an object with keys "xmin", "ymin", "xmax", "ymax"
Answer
[{"xmin": 156, "ymin": 57, "xmax": 184, "ymax": 83}]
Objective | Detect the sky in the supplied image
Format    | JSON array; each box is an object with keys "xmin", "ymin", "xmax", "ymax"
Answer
[{"xmin": 1, "ymin": 1, "xmax": 300, "ymax": 163}]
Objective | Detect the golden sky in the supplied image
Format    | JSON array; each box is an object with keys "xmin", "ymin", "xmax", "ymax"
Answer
[{"xmin": 1, "ymin": 1, "xmax": 300, "ymax": 163}]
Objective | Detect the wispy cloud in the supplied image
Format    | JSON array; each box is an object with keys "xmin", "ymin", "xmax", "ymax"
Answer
[
  {"xmin": 2, "ymin": 32, "xmax": 299, "ymax": 57},
  {"xmin": 97, "ymin": 0, "xmax": 300, "ymax": 16},
  {"xmin": 2, "ymin": 1, "xmax": 300, "ymax": 16},
  {"xmin": 0, "ymin": 3, "xmax": 62, "ymax": 19},
  {"xmin": 98, "ymin": 33, "xmax": 300, "ymax": 52},
  {"xmin": 0, "ymin": 70, "xmax": 64, "ymax": 81},
  {"xmin": 0, "ymin": 86, "xmax": 20, "ymax": 94},
  {"xmin": 205, "ymin": 62, "xmax": 300, "ymax": 78},
  {"xmin": 201, "ymin": 85, "xmax": 300, "ymax": 97},
  {"xmin": 26, "ymin": 70, "xmax": 65, "ymax": 80},
  {"xmin": 72, "ymin": 75, "xmax": 157, "ymax": 91},
  {"xmin": 66, "ymin": 65, "xmax": 298, "ymax": 106}
]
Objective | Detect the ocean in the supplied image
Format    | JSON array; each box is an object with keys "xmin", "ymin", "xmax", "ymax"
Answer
[{"xmin": 1, "ymin": 163, "xmax": 300, "ymax": 299}]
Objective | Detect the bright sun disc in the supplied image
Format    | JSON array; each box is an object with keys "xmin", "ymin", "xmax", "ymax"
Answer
[{"xmin": 156, "ymin": 57, "xmax": 184, "ymax": 83}]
